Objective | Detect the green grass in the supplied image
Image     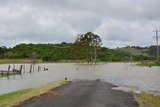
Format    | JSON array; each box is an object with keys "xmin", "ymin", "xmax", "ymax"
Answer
[
  {"xmin": 0, "ymin": 80, "xmax": 68, "ymax": 107},
  {"xmin": 0, "ymin": 59, "xmax": 43, "ymax": 64},
  {"xmin": 0, "ymin": 59, "xmax": 40, "ymax": 64},
  {"xmin": 0, "ymin": 59, "xmax": 80, "ymax": 64},
  {"xmin": 0, "ymin": 74, "xmax": 12, "ymax": 78},
  {"xmin": 133, "ymin": 92, "xmax": 160, "ymax": 107},
  {"xmin": 137, "ymin": 62, "xmax": 160, "ymax": 67}
]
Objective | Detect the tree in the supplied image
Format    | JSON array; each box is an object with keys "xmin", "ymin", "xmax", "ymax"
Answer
[
  {"xmin": 42, "ymin": 52, "xmax": 51, "ymax": 61},
  {"xmin": 30, "ymin": 52, "xmax": 38, "ymax": 64},
  {"xmin": 74, "ymin": 32, "xmax": 102, "ymax": 64}
]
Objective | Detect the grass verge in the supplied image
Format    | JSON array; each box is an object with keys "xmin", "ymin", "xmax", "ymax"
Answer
[
  {"xmin": 137, "ymin": 62, "xmax": 160, "ymax": 67},
  {"xmin": 0, "ymin": 74, "xmax": 12, "ymax": 78},
  {"xmin": 0, "ymin": 59, "xmax": 43, "ymax": 64},
  {"xmin": 0, "ymin": 59, "xmax": 79, "ymax": 64},
  {"xmin": 133, "ymin": 92, "xmax": 160, "ymax": 107},
  {"xmin": 0, "ymin": 80, "xmax": 68, "ymax": 107}
]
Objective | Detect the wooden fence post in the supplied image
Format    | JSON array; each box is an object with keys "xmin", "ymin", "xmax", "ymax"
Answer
[{"xmin": 29, "ymin": 65, "xmax": 32, "ymax": 73}]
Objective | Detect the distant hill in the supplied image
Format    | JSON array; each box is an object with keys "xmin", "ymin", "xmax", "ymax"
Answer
[{"xmin": 115, "ymin": 47, "xmax": 150, "ymax": 57}]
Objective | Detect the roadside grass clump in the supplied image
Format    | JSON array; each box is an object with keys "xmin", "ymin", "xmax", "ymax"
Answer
[
  {"xmin": 137, "ymin": 61, "xmax": 160, "ymax": 67},
  {"xmin": 0, "ymin": 59, "xmax": 43, "ymax": 64},
  {"xmin": 0, "ymin": 80, "xmax": 67, "ymax": 107},
  {"xmin": 0, "ymin": 74, "xmax": 16, "ymax": 78},
  {"xmin": 133, "ymin": 92, "xmax": 160, "ymax": 107}
]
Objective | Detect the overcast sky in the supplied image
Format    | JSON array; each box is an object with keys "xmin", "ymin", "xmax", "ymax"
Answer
[{"xmin": 0, "ymin": 0, "xmax": 160, "ymax": 48}]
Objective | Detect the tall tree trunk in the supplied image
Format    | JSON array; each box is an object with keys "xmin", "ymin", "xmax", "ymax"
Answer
[
  {"xmin": 86, "ymin": 48, "xmax": 89, "ymax": 64},
  {"xmin": 90, "ymin": 50, "xmax": 93, "ymax": 65},
  {"xmin": 94, "ymin": 47, "xmax": 97, "ymax": 64}
]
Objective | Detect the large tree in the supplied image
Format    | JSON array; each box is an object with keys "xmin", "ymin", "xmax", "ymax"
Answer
[{"xmin": 74, "ymin": 32, "xmax": 102, "ymax": 64}]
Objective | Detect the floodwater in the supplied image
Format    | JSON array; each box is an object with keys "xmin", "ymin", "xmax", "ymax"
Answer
[{"xmin": 0, "ymin": 63, "xmax": 160, "ymax": 95}]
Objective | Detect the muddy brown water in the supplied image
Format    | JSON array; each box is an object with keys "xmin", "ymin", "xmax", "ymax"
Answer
[{"xmin": 0, "ymin": 63, "xmax": 160, "ymax": 95}]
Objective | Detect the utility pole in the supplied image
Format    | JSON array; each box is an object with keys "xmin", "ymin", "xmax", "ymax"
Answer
[{"xmin": 153, "ymin": 29, "xmax": 160, "ymax": 65}]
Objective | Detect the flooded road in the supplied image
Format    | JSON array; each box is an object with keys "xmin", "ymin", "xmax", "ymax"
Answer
[{"xmin": 0, "ymin": 63, "xmax": 160, "ymax": 95}]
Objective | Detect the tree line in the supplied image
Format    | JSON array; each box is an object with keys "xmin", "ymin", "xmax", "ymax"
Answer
[{"xmin": 0, "ymin": 32, "xmax": 158, "ymax": 62}]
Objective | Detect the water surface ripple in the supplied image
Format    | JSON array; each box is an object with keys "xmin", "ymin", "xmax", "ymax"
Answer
[{"xmin": 0, "ymin": 63, "xmax": 159, "ymax": 95}]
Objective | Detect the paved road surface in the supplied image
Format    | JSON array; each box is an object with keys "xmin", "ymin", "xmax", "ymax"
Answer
[{"xmin": 17, "ymin": 80, "xmax": 138, "ymax": 107}]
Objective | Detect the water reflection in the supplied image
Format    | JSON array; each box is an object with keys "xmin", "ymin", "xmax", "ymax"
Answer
[{"xmin": 0, "ymin": 63, "xmax": 159, "ymax": 95}]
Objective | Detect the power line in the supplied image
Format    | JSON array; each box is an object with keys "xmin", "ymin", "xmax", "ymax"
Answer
[{"xmin": 153, "ymin": 29, "xmax": 160, "ymax": 64}]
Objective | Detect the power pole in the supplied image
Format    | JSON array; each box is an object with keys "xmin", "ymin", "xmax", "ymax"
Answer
[{"xmin": 153, "ymin": 29, "xmax": 160, "ymax": 65}]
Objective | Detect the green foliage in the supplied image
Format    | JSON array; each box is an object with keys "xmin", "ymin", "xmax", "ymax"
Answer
[
  {"xmin": 42, "ymin": 52, "xmax": 52, "ymax": 61},
  {"xmin": 0, "ymin": 42, "xmax": 157, "ymax": 62},
  {"xmin": 0, "ymin": 43, "xmax": 75, "ymax": 62},
  {"xmin": 74, "ymin": 32, "xmax": 102, "ymax": 63},
  {"xmin": 117, "ymin": 47, "xmax": 148, "ymax": 56},
  {"xmin": 148, "ymin": 45, "xmax": 160, "ymax": 59},
  {"xmin": 99, "ymin": 49, "xmax": 131, "ymax": 62}
]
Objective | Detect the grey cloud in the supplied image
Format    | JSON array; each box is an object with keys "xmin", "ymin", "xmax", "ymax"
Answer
[
  {"xmin": 29, "ymin": 0, "xmax": 160, "ymax": 21},
  {"xmin": 0, "ymin": 0, "xmax": 160, "ymax": 48},
  {"xmin": 95, "ymin": 18, "xmax": 157, "ymax": 47}
]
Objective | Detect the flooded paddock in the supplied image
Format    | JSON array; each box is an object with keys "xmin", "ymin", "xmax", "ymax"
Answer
[{"xmin": 0, "ymin": 63, "xmax": 160, "ymax": 95}]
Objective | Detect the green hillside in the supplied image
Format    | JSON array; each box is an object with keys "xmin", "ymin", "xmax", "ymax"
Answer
[
  {"xmin": 0, "ymin": 44, "xmax": 158, "ymax": 62},
  {"xmin": 115, "ymin": 47, "xmax": 149, "ymax": 57}
]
